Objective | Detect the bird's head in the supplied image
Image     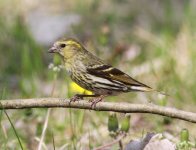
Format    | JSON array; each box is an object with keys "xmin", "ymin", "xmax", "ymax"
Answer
[{"xmin": 48, "ymin": 38, "xmax": 83, "ymax": 59}]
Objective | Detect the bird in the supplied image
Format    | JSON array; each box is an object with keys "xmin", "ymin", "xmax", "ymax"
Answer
[{"xmin": 48, "ymin": 38, "xmax": 162, "ymax": 107}]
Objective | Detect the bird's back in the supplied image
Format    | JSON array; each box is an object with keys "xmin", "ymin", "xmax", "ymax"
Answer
[{"xmin": 71, "ymin": 48, "xmax": 153, "ymax": 95}]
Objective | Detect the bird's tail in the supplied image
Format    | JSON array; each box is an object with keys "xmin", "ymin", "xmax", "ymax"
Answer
[
  {"xmin": 129, "ymin": 85, "xmax": 170, "ymax": 96},
  {"xmin": 129, "ymin": 85, "xmax": 153, "ymax": 92}
]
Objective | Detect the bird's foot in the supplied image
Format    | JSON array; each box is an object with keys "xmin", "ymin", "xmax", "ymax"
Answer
[
  {"xmin": 90, "ymin": 95, "xmax": 104, "ymax": 109},
  {"xmin": 69, "ymin": 94, "xmax": 83, "ymax": 104}
]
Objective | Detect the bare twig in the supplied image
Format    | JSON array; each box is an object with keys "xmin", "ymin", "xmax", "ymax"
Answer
[
  {"xmin": 0, "ymin": 98, "xmax": 196, "ymax": 123},
  {"xmin": 94, "ymin": 134, "xmax": 125, "ymax": 150}
]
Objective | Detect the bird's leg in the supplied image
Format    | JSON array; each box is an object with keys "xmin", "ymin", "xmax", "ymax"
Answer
[
  {"xmin": 70, "ymin": 94, "xmax": 83, "ymax": 102},
  {"xmin": 70, "ymin": 94, "xmax": 100, "ymax": 102},
  {"xmin": 90, "ymin": 95, "xmax": 105, "ymax": 108}
]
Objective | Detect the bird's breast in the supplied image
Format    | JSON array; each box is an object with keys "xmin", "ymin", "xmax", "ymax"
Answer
[{"xmin": 64, "ymin": 62, "xmax": 72, "ymax": 75}]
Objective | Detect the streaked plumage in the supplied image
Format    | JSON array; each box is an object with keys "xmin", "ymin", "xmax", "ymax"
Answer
[{"xmin": 48, "ymin": 38, "xmax": 155, "ymax": 105}]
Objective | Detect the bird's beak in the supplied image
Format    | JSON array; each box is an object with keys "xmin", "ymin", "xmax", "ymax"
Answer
[{"xmin": 48, "ymin": 46, "xmax": 58, "ymax": 53}]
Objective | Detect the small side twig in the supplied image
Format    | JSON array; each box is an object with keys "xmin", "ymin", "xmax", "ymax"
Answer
[{"xmin": 94, "ymin": 134, "xmax": 125, "ymax": 150}]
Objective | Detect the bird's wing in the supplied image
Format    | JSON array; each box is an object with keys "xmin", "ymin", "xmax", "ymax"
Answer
[{"xmin": 87, "ymin": 64, "xmax": 153, "ymax": 92}]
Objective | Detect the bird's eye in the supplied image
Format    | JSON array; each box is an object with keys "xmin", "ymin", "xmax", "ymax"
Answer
[{"xmin": 60, "ymin": 43, "xmax": 66, "ymax": 48}]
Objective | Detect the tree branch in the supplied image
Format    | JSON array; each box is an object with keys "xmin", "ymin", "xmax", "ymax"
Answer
[{"xmin": 0, "ymin": 98, "xmax": 196, "ymax": 123}]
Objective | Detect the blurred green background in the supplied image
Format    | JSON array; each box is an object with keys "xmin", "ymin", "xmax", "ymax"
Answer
[{"xmin": 0, "ymin": 0, "xmax": 196, "ymax": 149}]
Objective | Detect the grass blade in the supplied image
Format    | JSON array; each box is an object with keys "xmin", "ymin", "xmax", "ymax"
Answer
[{"xmin": 0, "ymin": 88, "xmax": 24, "ymax": 150}]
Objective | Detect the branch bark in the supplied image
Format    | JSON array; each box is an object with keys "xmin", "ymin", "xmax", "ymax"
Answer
[{"xmin": 0, "ymin": 98, "xmax": 196, "ymax": 123}]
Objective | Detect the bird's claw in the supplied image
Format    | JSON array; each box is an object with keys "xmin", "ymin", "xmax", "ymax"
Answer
[
  {"xmin": 69, "ymin": 95, "xmax": 83, "ymax": 104},
  {"xmin": 90, "ymin": 97, "xmax": 103, "ymax": 109}
]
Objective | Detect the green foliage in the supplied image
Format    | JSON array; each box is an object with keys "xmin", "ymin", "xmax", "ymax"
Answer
[
  {"xmin": 108, "ymin": 113, "xmax": 131, "ymax": 139},
  {"xmin": 180, "ymin": 129, "xmax": 189, "ymax": 142},
  {"xmin": 0, "ymin": 17, "xmax": 43, "ymax": 76},
  {"xmin": 177, "ymin": 129, "xmax": 196, "ymax": 150},
  {"xmin": 120, "ymin": 114, "xmax": 131, "ymax": 133},
  {"xmin": 108, "ymin": 112, "xmax": 119, "ymax": 134},
  {"xmin": 0, "ymin": 88, "xmax": 24, "ymax": 149}
]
